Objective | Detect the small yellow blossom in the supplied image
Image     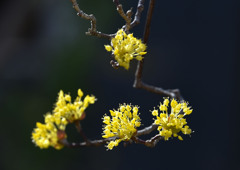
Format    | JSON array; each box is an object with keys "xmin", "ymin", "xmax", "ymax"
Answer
[
  {"xmin": 102, "ymin": 104, "xmax": 141, "ymax": 150},
  {"xmin": 105, "ymin": 29, "xmax": 147, "ymax": 70},
  {"xmin": 152, "ymin": 98, "xmax": 193, "ymax": 141},
  {"xmin": 32, "ymin": 114, "xmax": 67, "ymax": 149},
  {"xmin": 53, "ymin": 89, "xmax": 96, "ymax": 123}
]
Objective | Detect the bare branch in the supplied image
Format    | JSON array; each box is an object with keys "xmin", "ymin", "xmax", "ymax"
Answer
[
  {"xmin": 133, "ymin": 0, "xmax": 182, "ymax": 100},
  {"xmin": 132, "ymin": 134, "xmax": 163, "ymax": 147},
  {"xmin": 134, "ymin": 0, "xmax": 155, "ymax": 88},
  {"xmin": 145, "ymin": 134, "xmax": 163, "ymax": 147},
  {"xmin": 114, "ymin": 0, "xmax": 144, "ymax": 31},
  {"xmin": 70, "ymin": 0, "xmax": 114, "ymax": 39},
  {"xmin": 132, "ymin": 137, "xmax": 146, "ymax": 145},
  {"xmin": 116, "ymin": 4, "xmax": 132, "ymax": 32},
  {"xmin": 61, "ymin": 138, "xmax": 115, "ymax": 148},
  {"xmin": 61, "ymin": 122, "xmax": 160, "ymax": 148},
  {"xmin": 137, "ymin": 82, "xmax": 182, "ymax": 100},
  {"xmin": 136, "ymin": 123, "xmax": 157, "ymax": 136},
  {"xmin": 74, "ymin": 120, "xmax": 90, "ymax": 144},
  {"xmin": 142, "ymin": 0, "xmax": 155, "ymax": 44},
  {"xmin": 130, "ymin": 0, "xmax": 145, "ymax": 29}
]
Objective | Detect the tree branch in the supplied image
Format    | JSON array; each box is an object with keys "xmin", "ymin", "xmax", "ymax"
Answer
[
  {"xmin": 74, "ymin": 120, "xmax": 90, "ymax": 144},
  {"xmin": 70, "ymin": 0, "xmax": 114, "ymax": 39},
  {"xmin": 130, "ymin": 0, "xmax": 145, "ymax": 29},
  {"xmin": 62, "ymin": 138, "xmax": 114, "ymax": 148},
  {"xmin": 116, "ymin": 4, "xmax": 132, "ymax": 33},
  {"xmin": 145, "ymin": 134, "xmax": 163, "ymax": 147},
  {"xmin": 133, "ymin": 0, "xmax": 182, "ymax": 100},
  {"xmin": 136, "ymin": 123, "xmax": 157, "ymax": 136},
  {"xmin": 114, "ymin": 0, "xmax": 144, "ymax": 30},
  {"xmin": 132, "ymin": 134, "xmax": 163, "ymax": 147},
  {"xmin": 61, "ymin": 123, "xmax": 159, "ymax": 148}
]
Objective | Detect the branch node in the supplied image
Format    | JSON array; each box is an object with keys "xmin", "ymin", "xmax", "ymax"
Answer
[
  {"xmin": 117, "ymin": 4, "xmax": 132, "ymax": 32},
  {"xmin": 132, "ymin": 0, "xmax": 182, "ymax": 100},
  {"xmin": 70, "ymin": 0, "xmax": 113, "ymax": 40}
]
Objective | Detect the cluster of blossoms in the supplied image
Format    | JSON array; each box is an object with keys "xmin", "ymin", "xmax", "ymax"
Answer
[
  {"xmin": 31, "ymin": 114, "xmax": 67, "ymax": 149},
  {"xmin": 102, "ymin": 104, "xmax": 141, "ymax": 150},
  {"xmin": 54, "ymin": 89, "xmax": 96, "ymax": 123},
  {"xmin": 32, "ymin": 89, "xmax": 96, "ymax": 149},
  {"xmin": 152, "ymin": 98, "xmax": 192, "ymax": 141},
  {"xmin": 105, "ymin": 29, "xmax": 147, "ymax": 70},
  {"xmin": 32, "ymin": 92, "xmax": 193, "ymax": 150}
]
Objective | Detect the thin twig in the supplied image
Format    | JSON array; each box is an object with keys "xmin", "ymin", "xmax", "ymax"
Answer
[
  {"xmin": 145, "ymin": 134, "xmax": 163, "ymax": 147},
  {"xmin": 61, "ymin": 138, "xmax": 115, "ymax": 148},
  {"xmin": 132, "ymin": 136, "xmax": 146, "ymax": 145},
  {"xmin": 132, "ymin": 134, "xmax": 163, "ymax": 147},
  {"xmin": 70, "ymin": 0, "xmax": 114, "ymax": 39},
  {"xmin": 74, "ymin": 120, "xmax": 90, "ymax": 144},
  {"xmin": 140, "ymin": 83, "xmax": 181, "ymax": 99},
  {"xmin": 134, "ymin": 0, "xmax": 155, "ymax": 88},
  {"xmin": 61, "ymin": 123, "xmax": 159, "ymax": 148},
  {"xmin": 130, "ymin": 0, "xmax": 145, "ymax": 29},
  {"xmin": 116, "ymin": 4, "xmax": 132, "ymax": 32},
  {"xmin": 136, "ymin": 123, "xmax": 157, "ymax": 136},
  {"xmin": 133, "ymin": 0, "xmax": 182, "ymax": 100},
  {"xmin": 116, "ymin": 0, "xmax": 144, "ymax": 31}
]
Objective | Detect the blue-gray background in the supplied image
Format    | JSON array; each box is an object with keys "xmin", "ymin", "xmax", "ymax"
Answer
[{"xmin": 0, "ymin": 0, "xmax": 239, "ymax": 170}]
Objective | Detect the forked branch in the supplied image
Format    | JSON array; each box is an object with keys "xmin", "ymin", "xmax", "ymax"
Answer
[
  {"xmin": 70, "ymin": 0, "xmax": 147, "ymax": 39},
  {"xmin": 116, "ymin": 4, "xmax": 133, "ymax": 32},
  {"xmin": 70, "ymin": 0, "xmax": 114, "ymax": 39},
  {"xmin": 114, "ymin": 0, "xmax": 145, "ymax": 31},
  {"xmin": 62, "ymin": 123, "xmax": 161, "ymax": 148},
  {"xmin": 130, "ymin": 0, "xmax": 145, "ymax": 29},
  {"xmin": 133, "ymin": 0, "xmax": 182, "ymax": 100},
  {"xmin": 67, "ymin": 0, "xmax": 182, "ymax": 148}
]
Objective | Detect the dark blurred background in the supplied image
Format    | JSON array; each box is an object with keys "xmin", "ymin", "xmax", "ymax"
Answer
[{"xmin": 0, "ymin": 0, "xmax": 239, "ymax": 170}]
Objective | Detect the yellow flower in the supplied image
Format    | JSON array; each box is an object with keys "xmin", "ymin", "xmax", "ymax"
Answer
[
  {"xmin": 102, "ymin": 104, "xmax": 141, "ymax": 150},
  {"xmin": 32, "ymin": 89, "xmax": 96, "ymax": 149},
  {"xmin": 105, "ymin": 29, "xmax": 147, "ymax": 70},
  {"xmin": 32, "ymin": 114, "xmax": 67, "ymax": 149},
  {"xmin": 53, "ymin": 89, "xmax": 96, "ymax": 123},
  {"xmin": 152, "ymin": 98, "xmax": 193, "ymax": 141}
]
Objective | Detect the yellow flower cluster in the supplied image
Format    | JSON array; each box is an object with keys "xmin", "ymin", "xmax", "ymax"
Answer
[
  {"xmin": 54, "ymin": 89, "xmax": 96, "ymax": 123},
  {"xmin": 32, "ymin": 89, "xmax": 96, "ymax": 149},
  {"xmin": 152, "ymin": 98, "xmax": 192, "ymax": 141},
  {"xmin": 102, "ymin": 104, "xmax": 141, "ymax": 150},
  {"xmin": 105, "ymin": 29, "xmax": 147, "ymax": 70},
  {"xmin": 32, "ymin": 114, "xmax": 67, "ymax": 149}
]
